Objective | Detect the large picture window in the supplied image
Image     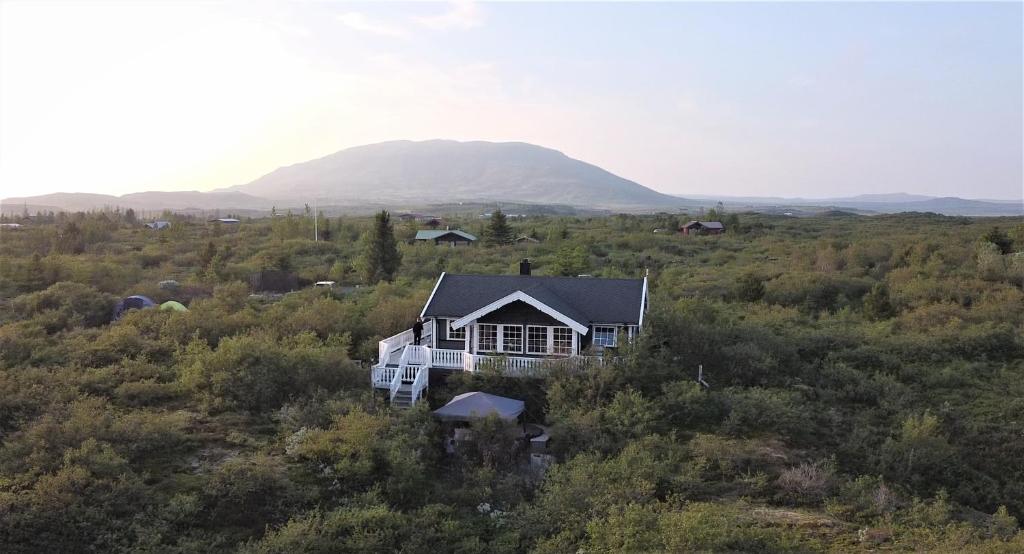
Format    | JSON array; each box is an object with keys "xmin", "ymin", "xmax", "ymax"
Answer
[
  {"xmin": 552, "ymin": 327, "xmax": 573, "ymax": 355},
  {"xmin": 593, "ymin": 325, "xmax": 617, "ymax": 347},
  {"xmin": 447, "ymin": 319, "xmax": 466, "ymax": 340},
  {"xmin": 502, "ymin": 325, "xmax": 523, "ymax": 353},
  {"xmin": 478, "ymin": 324, "xmax": 498, "ymax": 352},
  {"xmin": 527, "ymin": 326, "xmax": 549, "ymax": 354}
]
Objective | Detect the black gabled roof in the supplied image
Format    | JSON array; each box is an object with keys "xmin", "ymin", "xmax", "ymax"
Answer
[{"xmin": 423, "ymin": 273, "xmax": 645, "ymax": 325}]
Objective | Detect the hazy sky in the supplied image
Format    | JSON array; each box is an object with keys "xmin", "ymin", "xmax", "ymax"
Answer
[{"xmin": 1, "ymin": 1, "xmax": 1021, "ymax": 200}]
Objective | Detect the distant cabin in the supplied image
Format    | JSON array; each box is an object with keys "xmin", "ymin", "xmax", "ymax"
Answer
[
  {"xmin": 215, "ymin": 218, "xmax": 240, "ymax": 224},
  {"xmin": 679, "ymin": 221, "xmax": 725, "ymax": 236},
  {"xmin": 516, "ymin": 235, "xmax": 540, "ymax": 244},
  {"xmin": 0, "ymin": 223, "xmax": 23, "ymax": 229},
  {"xmin": 146, "ymin": 221, "xmax": 171, "ymax": 230},
  {"xmin": 250, "ymin": 270, "xmax": 298, "ymax": 293},
  {"xmin": 415, "ymin": 229, "xmax": 477, "ymax": 247}
]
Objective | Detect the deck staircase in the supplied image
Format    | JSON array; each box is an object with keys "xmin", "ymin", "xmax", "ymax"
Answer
[{"xmin": 387, "ymin": 345, "xmax": 430, "ymax": 409}]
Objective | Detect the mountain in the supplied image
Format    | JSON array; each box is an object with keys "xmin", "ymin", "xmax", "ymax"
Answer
[
  {"xmin": 677, "ymin": 193, "xmax": 1023, "ymax": 216},
  {"xmin": 223, "ymin": 140, "xmax": 682, "ymax": 209}
]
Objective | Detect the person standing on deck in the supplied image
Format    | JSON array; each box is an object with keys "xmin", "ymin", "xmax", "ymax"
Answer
[{"xmin": 413, "ymin": 317, "xmax": 424, "ymax": 346}]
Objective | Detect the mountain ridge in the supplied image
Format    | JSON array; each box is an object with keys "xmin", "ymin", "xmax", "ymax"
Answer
[
  {"xmin": 3, "ymin": 140, "xmax": 1021, "ymax": 216},
  {"xmin": 220, "ymin": 139, "xmax": 682, "ymax": 209}
]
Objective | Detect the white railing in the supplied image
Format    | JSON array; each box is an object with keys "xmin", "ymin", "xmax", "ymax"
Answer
[
  {"xmin": 404, "ymin": 345, "xmax": 430, "ymax": 367},
  {"xmin": 389, "ymin": 363, "xmax": 403, "ymax": 402},
  {"xmin": 469, "ymin": 354, "xmax": 610, "ymax": 375},
  {"xmin": 374, "ymin": 341, "xmax": 614, "ymax": 390},
  {"xmin": 390, "ymin": 344, "xmax": 431, "ymax": 404},
  {"xmin": 372, "ymin": 365, "xmax": 396, "ymax": 387},
  {"xmin": 432, "ymin": 348, "xmax": 464, "ymax": 369},
  {"xmin": 376, "ymin": 324, "xmax": 433, "ymax": 367},
  {"xmin": 410, "ymin": 364, "xmax": 429, "ymax": 406}
]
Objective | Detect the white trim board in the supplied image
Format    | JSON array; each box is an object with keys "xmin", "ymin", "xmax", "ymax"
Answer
[
  {"xmin": 420, "ymin": 272, "xmax": 446, "ymax": 318},
  {"xmin": 450, "ymin": 290, "xmax": 590, "ymax": 335},
  {"xmin": 638, "ymin": 275, "xmax": 648, "ymax": 329}
]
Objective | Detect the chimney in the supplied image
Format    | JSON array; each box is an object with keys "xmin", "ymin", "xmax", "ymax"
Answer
[{"xmin": 519, "ymin": 259, "xmax": 531, "ymax": 276}]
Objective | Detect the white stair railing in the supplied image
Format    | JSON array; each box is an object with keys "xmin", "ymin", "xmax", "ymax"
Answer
[
  {"xmin": 391, "ymin": 345, "xmax": 430, "ymax": 405},
  {"xmin": 409, "ymin": 364, "xmax": 429, "ymax": 406}
]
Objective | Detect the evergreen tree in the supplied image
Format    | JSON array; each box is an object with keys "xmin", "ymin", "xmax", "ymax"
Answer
[
  {"xmin": 982, "ymin": 226, "xmax": 1013, "ymax": 254},
  {"xmin": 360, "ymin": 210, "xmax": 402, "ymax": 283},
  {"xmin": 485, "ymin": 209, "xmax": 514, "ymax": 246},
  {"xmin": 863, "ymin": 282, "xmax": 896, "ymax": 320},
  {"xmin": 551, "ymin": 245, "xmax": 590, "ymax": 276}
]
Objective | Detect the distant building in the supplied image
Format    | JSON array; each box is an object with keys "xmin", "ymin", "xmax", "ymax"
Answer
[
  {"xmin": 0, "ymin": 223, "xmax": 23, "ymax": 229},
  {"xmin": 398, "ymin": 213, "xmax": 441, "ymax": 222},
  {"xmin": 679, "ymin": 221, "xmax": 725, "ymax": 236},
  {"xmin": 146, "ymin": 221, "xmax": 171, "ymax": 230},
  {"xmin": 215, "ymin": 218, "xmax": 240, "ymax": 224},
  {"xmin": 250, "ymin": 270, "xmax": 298, "ymax": 293},
  {"xmin": 414, "ymin": 229, "xmax": 477, "ymax": 247},
  {"xmin": 515, "ymin": 235, "xmax": 540, "ymax": 244}
]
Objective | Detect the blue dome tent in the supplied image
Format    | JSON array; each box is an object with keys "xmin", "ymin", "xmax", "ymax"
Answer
[{"xmin": 113, "ymin": 295, "xmax": 157, "ymax": 320}]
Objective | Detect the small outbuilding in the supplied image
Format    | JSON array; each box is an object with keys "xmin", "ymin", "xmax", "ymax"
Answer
[
  {"xmin": 146, "ymin": 221, "xmax": 171, "ymax": 230},
  {"xmin": 679, "ymin": 220, "xmax": 725, "ymax": 236}
]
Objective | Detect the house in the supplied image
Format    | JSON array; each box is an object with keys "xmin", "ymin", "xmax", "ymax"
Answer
[
  {"xmin": 146, "ymin": 221, "xmax": 171, "ymax": 230},
  {"xmin": 214, "ymin": 218, "xmax": 240, "ymax": 224},
  {"xmin": 414, "ymin": 229, "xmax": 477, "ymax": 246},
  {"xmin": 515, "ymin": 235, "xmax": 540, "ymax": 244},
  {"xmin": 679, "ymin": 220, "xmax": 725, "ymax": 236},
  {"xmin": 371, "ymin": 260, "xmax": 648, "ymax": 407}
]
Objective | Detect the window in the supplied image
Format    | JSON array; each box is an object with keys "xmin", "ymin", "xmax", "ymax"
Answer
[
  {"xmin": 447, "ymin": 319, "xmax": 465, "ymax": 340},
  {"xmin": 527, "ymin": 326, "xmax": 549, "ymax": 354},
  {"xmin": 502, "ymin": 325, "xmax": 523, "ymax": 353},
  {"xmin": 552, "ymin": 327, "xmax": 573, "ymax": 355},
  {"xmin": 478, "ymin": 324, "xmax": 497, "ymax": 352},
  {"xmin": 593, "ymin": 326, "xmax": 618, "ymax": 348}
]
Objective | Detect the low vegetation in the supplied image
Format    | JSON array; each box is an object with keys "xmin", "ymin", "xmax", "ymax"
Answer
[{"xmin": 1, "ymin": 208, "xmax": 1023, "ymax": 552}]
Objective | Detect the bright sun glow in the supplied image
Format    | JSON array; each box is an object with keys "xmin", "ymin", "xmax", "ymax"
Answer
[{"xmin": 1, "ymin": 1, "xmax": 1021, "ymax": 200}]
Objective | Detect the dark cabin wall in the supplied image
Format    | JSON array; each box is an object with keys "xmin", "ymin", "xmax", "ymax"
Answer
[
  {"xmin": 432, "ymin": 232, "xmax": 472, "ymax": 245},
  {"xmin": 433, "ymin": 317, "xmax": 466, "ymax": 350},
  {"xmin": 478, "ymin": 301, "xmax": 563, "ymax": 326}
]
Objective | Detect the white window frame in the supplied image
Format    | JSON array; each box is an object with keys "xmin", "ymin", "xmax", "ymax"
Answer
[
  {"xmin": 502, "ymin": 324, "xmax": 524, "ymax": 354},
  {"xmin": 552, "ymin": 326, "xmax": 574, "ymax": 356},
  {"xmin": 447, "ymin": 318, "xmax": 466, "ymax": 341},
  {"xmin": 593, "ymin": 325, "xmax": 618, "ymax": 348},
  {"xmin": 527, "ymin": 326, "xmax": 549, "ymax": 355},
  {"xmin": 477, "ymin": 323, "xmax": 498, "ymax": 352}
]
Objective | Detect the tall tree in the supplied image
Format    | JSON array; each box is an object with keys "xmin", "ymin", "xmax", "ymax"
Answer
[
  {"xmin": 982, "ymin": 226, "xmax": 1013, "ymax": 254},
  {"xmin": 485, "ymin": 209, "xmax": 514, "ymax": 246},
  {"xmin": 360, "ymin": 210, "xmax": 402, "ymax": 283}
]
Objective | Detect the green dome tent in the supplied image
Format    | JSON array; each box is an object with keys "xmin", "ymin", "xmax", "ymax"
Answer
[{"xmin": 159, "ymin": 300, "xmax": 188, "ymax": 312}]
